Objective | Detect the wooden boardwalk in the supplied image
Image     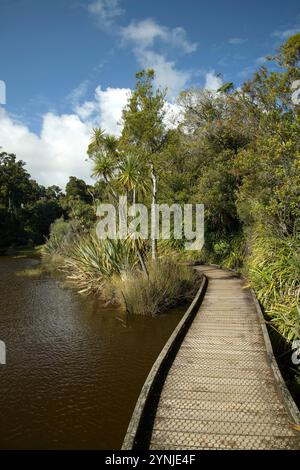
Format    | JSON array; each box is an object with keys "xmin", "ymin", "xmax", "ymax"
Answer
[{"xmin": 123, "ymin": 266, "xmax": 300, "ymax": 450}]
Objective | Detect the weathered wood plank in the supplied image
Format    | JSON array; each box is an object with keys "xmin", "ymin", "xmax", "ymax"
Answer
[{"xmin": 148, "ymin": 266, "xmax": 300, "ymax": 450}]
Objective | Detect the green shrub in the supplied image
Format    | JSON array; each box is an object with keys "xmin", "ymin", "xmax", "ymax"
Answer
[
  {"xmin": 246, "ymin": 226, "xmax": 300, "ymax": 341},
  {"xmin": 223, "ymin": 235, "xmax": 246, "ymax": 271},
  {"xmin": 62, "ymin": 235, "xmax": 138, "ymax": 296},
  {"xmin": 113, "ymin": 257, "xmax": 200, "ymax": 315},
  {"xmin": 43, "ymin": 218, "xmax": 81, "ymax": 256}
]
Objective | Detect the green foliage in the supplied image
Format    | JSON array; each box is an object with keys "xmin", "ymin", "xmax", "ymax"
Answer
[
  {"xmin": 0, "ymin": 152, "xmax": 34, "ymax": 210},
  {"xmin": 175, "ymin": 35, "xmax": 300, "ymax": 342},
  {"xmin": 38, "ymin": 36, "xmax": 300, "ymax": 339},
  {"xmin": 60, "ymin": 176, "xmax": 96, "ymax": 228},
  {"xmin": 278, "ymin": 33, "xmax": 300, "ymax": 67},
  {"xmin": 65, "ymin": 176, "xmax": 92, "ymax": 203},
  {"xmin": 0, "ymin": 206, "xmax": 27, "ymax": 248},
  {"xmin": 246, "ymin": 226, "xmax": 300, "ymax": 341},
  {"xmin": 116, "ymin": 154, "xmax": 149, "ymax": 198},
  {"xmin": 119, "ymin": 69, "xmax": 167, "ymax": 157},
  {"xmin": 222, "ymin": 235, "xmax": 246, "ymax": 270},
  {"xmin": 23, "ymin": 199, "xmax": 63, "ymax": 244},
  {"xmin": 113, "ymin": 258, "xmax": 199, "ymax": 315},
  {"xmin": 177, "ymin": 88, "xmax": 257, "ymax": 245},
  {"xmin": 45, "ymin": 185, "xmax": 63, "ymax": 201},
  {"xmin": 43, "ymin": 218, "xmax": 81, "ymax": 256},
  {"xmin": 87, "ymin": 70, "xmax": 180, "ymax": 209},
  {"xmin": 235, "ymin": 117, "xmax": 300, "ymax": 231},
  {"xmin": 0, "ymin": 152, "xmax": 64, "ymax": 248},
  {"xmin": 62, "ymin": 235, "xmax": 138, "ymax": 296},
  {"xmin": 118, "ymin": 69, "xmax": 176, "ymax": 214},
  {"xmin": 217, "ymin": 82, "xmax": 234, "ymax": 93}
]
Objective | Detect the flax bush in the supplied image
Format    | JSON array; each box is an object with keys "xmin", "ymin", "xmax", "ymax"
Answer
[
  {"xmin": 62, "ymin": 235, "xmax": 137, "ymax": 296},
  {"xmin": 246, "ymin": 227, "xmax": 300, "ymax": 342}
]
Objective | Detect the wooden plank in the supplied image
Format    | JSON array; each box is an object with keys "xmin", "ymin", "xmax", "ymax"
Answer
[{"xmin": 148, "ymin": 266, "xmax": 300, "ymax": 450}]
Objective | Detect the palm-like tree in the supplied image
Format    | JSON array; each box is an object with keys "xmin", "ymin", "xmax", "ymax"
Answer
[
  {"xmin": 92, "ymin": 153, "xmax": 116, "ymax": 184},
  {"xmin": 88, "ymin": 128, "xmax": 119, "ymax": 157},
  {"xmin": 88, "ymin": 128, "xmax": 119, "ymax": 199},
  {"xmin": 87, "ymin": 128, "xmax": 105, "ymax": 155},
  {"xmin": 117, "ymin": 154, "xmax": 149, "ymax": 203},
  {"xmin": 89, "ymin": 129, "xmax": 150, "ymax": 276},
  {"xmin": 117, "ymin": 154, "xmax": 150, "ymax": 276}
]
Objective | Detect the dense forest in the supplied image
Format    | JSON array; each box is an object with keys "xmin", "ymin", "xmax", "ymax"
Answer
[{"xmin": 1, "ymin": 35, "xmax": 299, "ymax": 345}]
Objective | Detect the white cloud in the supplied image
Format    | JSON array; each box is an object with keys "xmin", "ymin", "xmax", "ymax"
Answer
[
  {"xmin": 0, "ymin": 80, "xmax": 6, "ymax": 105},
  {"xmin": 237, "ymin": 56, "xmax": 269, "ymax": 80},
  {"xmin": 0, "ymin": 86, "xmax": 130, "ymax": 188},
  {"xmin": 228, "ymin": 37, "xmax": 248, "ymax": 45},
  {"xmin": 0, "ymin": 8, "xmax": 197, "ymax": 188},
  {"xmin": 0, "ymin": 107, "xmax": 92, "ymax": 189},
  {"xmin": 256, "ymin": 56, "xmax": 268, "ymax": 65},
  {"xmin": 120, "ymin": 18, "xmax": 196, "ymax": 99},
  {"xmin": 75, "ymin": 100, "xmax": 96, "ymax": 121},
  {"xmin": 204, "ymin": 72, "xmax": 223, "ymax": 91},
  {"xmin": 75, "ymin": 85, "xmax": 130, "ymax": 134},
  {"xmin": 0, "ymin": 81, "xmax": 184, "ymax": 188},
  {"xmin": 271, "ymin": 28, "xmax": 299, "ymax": 40},
  {"xmin": 88, "ymin": 0, "xmax": 124, "ymax": 28},
  {"xmin": 121, "ymin": 18, "xmax": 165, "ymax": 48},
  {"xmin": 67, "ymin": 80, "xmax": 89, "ymax": 107},
  {"xmin": 164, "ymin": 101, "xmax": 182, "ymax": 129},
  {"xmin": 92, "ymin": 86, "xmax": 130, "ymax": 134},
  {"xmin": 237, "ymin": 66, "xmax": 254, "ymax": 79},
  {"xmin": 121, "ymin": 18, "xmax": 197, "ymax": 53},
  {"xmin": 134, "ymin": 49, "xmax": 191, "ymax": 98}
]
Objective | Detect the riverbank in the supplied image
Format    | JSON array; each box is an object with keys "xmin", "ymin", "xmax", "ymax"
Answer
[{"xmin": 0, "ymin": 244, "xmax": 43, "ymax": 257}]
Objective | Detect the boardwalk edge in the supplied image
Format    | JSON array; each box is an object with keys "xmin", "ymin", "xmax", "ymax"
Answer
[
  {"xmin": 121, "ymin": 273, "xmax": 208, "ymax": 450},
  {"xmin": 213, "ymin": 263, "xmax": 300, "ymax": 426},
  {"xmin": 250, "ymin": 288, "xmax": 300, "ymax": 426}
]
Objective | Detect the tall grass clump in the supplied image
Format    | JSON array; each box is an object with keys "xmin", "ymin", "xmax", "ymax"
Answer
[
  {"xmin": 43, "ymin": 221, "xmax": 202, "ymax": 313},
  {"xmin": 43, "ymin": 218, "xmax": 81, "ymax": 257},
  {"xmin": 113, "ymin": 257, "xmax": 199, "ymax": 315},
  {"xmin": 223, "ymin": 235, "xmax": 246, "ymax": 271},
  {"xmin": 246, "ymin": 226, "xmax": 300, "ymax": 341},
  {"xmin": 62, "ymin": 235, "xmax": 138, "ymax": 297}
]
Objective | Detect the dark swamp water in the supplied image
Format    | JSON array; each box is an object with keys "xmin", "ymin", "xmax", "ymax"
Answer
[{"xmin": 0, "ymin": 255, "xmax": 184, "ymax": 449}]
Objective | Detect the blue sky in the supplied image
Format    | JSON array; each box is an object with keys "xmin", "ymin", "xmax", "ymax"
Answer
[{"xmin": 0, "ymin": 0, "xmax": 299, "ymax": 187}]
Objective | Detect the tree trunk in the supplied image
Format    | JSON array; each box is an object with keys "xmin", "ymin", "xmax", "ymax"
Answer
[
  {"xmin": 132, "ymin": 186, "xmax": 148, "ymax": 276},
  {"xmin": 104, "ymin": 174, "xmax": 118, "ymax": 203},
  {"xmin": 8, "ymin": 190, "xmax": 12, "ymax": 212},
  {"xmin": 136, "ymin": 243, "xmax": 148, "ymax": 277},
  {"xmin": 150, "ymin": 162, "xmax": 157, "ymax": 260}
]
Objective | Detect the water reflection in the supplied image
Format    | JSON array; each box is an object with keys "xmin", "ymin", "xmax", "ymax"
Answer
[{"xmin": 0, "ymin": 256, "xmax": 183, "ymax": 449}]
